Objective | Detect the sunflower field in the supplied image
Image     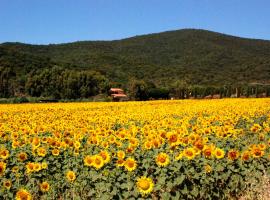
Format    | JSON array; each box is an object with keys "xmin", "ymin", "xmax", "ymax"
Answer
[{"xmin": 1, "ymin": 99, "xmax": 270, "ymax": 199}]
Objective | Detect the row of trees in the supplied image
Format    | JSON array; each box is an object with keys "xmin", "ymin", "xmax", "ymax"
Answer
[
  {"xmin": 126, "ymin": 79, "xmax": 270, "ymax": 101},
  {"xmin": 0, "ymin": 65, "xmax": 269, "ymax": 100},
  {"xmin": 0, "ymin": 66, "xmax": 110, "ymax": 99}
]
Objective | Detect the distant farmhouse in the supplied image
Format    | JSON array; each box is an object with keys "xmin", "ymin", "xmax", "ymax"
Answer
[{"xmin": 109, "ymin": 88, "xmax": 128, "ymax": 101}]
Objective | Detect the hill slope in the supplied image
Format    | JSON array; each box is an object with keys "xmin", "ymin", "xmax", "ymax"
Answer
[{"xmin": 1, "ymin": 29, "xmax": 270, "ymax": 88}]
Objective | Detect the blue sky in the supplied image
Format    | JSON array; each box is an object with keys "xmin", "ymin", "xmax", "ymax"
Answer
[{"xmin": 0, "ymin": 0, "xmax": 270, "ymax": 44}]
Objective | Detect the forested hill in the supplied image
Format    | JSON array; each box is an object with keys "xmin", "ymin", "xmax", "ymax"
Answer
[{"xmin": 1, "ymin": 29, "xmax": 270, "ymax": 99}]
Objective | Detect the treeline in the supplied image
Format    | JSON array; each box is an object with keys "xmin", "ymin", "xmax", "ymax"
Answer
[
  {"xmin": 0, "ymin": 66, "xmax": 110, "ymax": 99},
  {"xmin": 1, "ymin": 65, "xmax": 270, "ymax": 101},
  {"xmin": 126, "ymin": 79, "xmax": 270, "ymax": 100}
]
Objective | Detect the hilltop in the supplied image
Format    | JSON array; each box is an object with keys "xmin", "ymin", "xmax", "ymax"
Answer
[{"xmin": 1, "ymin": 29, "xmax": 270, "ymax": 98}]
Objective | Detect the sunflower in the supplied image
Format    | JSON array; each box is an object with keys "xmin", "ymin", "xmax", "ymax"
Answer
[
  {"xmin": 66, "ymin": 170, "xmax": 76, "ymax": 182},
  {"xmin": 3, "ymin": 179, "xmax": 12, "ymax": 190},
  {"xmin": 214, "ymin": 148, "xmax": 225, "ymax": 159},
  {"xmin": 40, "ymin": 181, "xmax": 50, "ymax": 192},
  {"xmin": 143, "ymin": 141, "xmax": 152, "ymax": 150},
  {"xmin": 17, "ymin": 152, "xmax": 28, "ymax": 162},
  {"xmin": 37, "ymin": 147, "xmax": 47, "ymax": 157},
  {"xmin": 0, "ymin": 149, "xmax": 9, "ymax": 159},
  {"xmin": 93, "ymin": 155, "xmax": 104, "ymax": 170},
  {"xmin": 117, "ymin": 150, "xmax": 125, "ymax": 159},
  {"xmin": 34, "ymin": 163, "xmax": 42, "ymax": 172},
  {"xmin": 99, "ymin": 150, "xmax": 110, "ymax": 164},
  {"xmin": 16, "ymin": 189, "xmax": 32, "ymax": 200},
  {"xmin": 156, "ymin": 152, "xmax": 170, "ymax": 167},
  {"xmin": 252, "ymin": 147, "xmax": 264, "ymax": 158},
  {"xmin": 202, "ymin": 146, "xmax": 214, "ymax": 159},
  {"xmin": 136, "ymin": 176, "xmax": 154, "ymax": 195},
  {"xmin": 241, "ymin": 151, "xmax": 251, "ymax": 161},
  {"xmin": 124, "ymin": 157, "xmax": 137, "ymax": 171},
  {"xmin": 183, "ymin": 147, "xmax": 196, "ymax": 160},
  {"xmin": 116, "ymin": 159, "xmax": 125, "ymax": 167},
  {"xmin": 0, "ymin": 161, "xmax": 7, "ymax": 176},
  {"xmin": 227, "ymin": 149, "xmax": 239, "ymax": 161},
  {"xmin": 26, "ymin": 163, "xmax": 35, "ymax": 173},
  {"xmin": 51, "ymin": 149, "xmax": 60, "ymax": 156},
  {"xmin": 167, "ymin": 132, "xmax": 179, "ymax": 146},
  {"xmin": 41, "ymin": 162, "xmax": 48, "ymax": 169},
  {"xmin": 84, "ymin": 155, "xmax": 94, "ymax": 167}
]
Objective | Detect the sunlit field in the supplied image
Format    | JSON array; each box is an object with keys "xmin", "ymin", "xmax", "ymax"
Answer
[{"xmin": 1, "ymin": 99, "xmax": 270, "ymax": 199}]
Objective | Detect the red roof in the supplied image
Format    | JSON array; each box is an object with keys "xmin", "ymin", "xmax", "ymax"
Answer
[
  {"xmin": 112, "ymin": 94, "xmax": 127, "ymax": 98},
  {"xmin": 110, "ymin": 88, "xmax": 124, "ymax": 92}
]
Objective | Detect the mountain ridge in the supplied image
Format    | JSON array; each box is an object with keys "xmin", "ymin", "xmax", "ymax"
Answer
[{"xmin": 0, "ymin": 29, "xmax": 270, "ymax": 91}]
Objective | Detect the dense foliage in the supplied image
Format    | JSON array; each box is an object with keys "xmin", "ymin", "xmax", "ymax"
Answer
[
  {"xmin": 1, "ymin": 29, "xmax": 270, "ymax": 98},
  {"xmin": 1, "ymin": 99, "xmax": 270, "ymax": 199}
]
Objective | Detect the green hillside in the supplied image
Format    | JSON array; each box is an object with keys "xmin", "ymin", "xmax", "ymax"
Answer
[{"xmin": 1, "ymin": 29, "xmax": 270, "ymax": 99}]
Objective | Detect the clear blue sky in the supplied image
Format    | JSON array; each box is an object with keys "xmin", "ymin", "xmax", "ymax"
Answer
[{"xmin": 0, "ymin": 0, "xmax": 270, "ymax": 44}]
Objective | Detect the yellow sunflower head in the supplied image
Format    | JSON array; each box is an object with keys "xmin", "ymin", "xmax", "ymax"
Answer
[
  {"xmin": 16, "ymin": 189, "xmax": 32, "ymax": 200},
  {"xmin": 0, "ymin": 149, "xmax": 9, "ymax": 159},
  {"xmin": 117, "ymin": 150, "xmax": 125, "ymax": 159},
  {"xmin": 99, "ymin": 150, "xmax": 110, "ymax": 164},
  {"xmin": 66, "ymin": 170, "xmax": 76, "ymax": 182},
  {"xmin": 156, "ymin": 152, "xmax": 170, "ymax": 167},
  {"xmin": 17, "ymin": 152, "xmax": 28, "ymax": 162},
  {"xmin": 40, "ymin": 181, "xmax": 50, "ymax": 192},
  {"xmin": 183, "ymin": 147, "xmax": 196, "ymax": 160},
  {"xmin": 214, "ymin": 148, "xmax": 225, "ymax": 159},
  {"xmin": 124, "ymin": 157, "xmax": 137, "ymax": 172},
  {"xmin": 136, "ymin": 176, "xmax": 154, "ymax": 196},
  {"xmin": 84, "ymin": 155, "xmax": 94, "ymax": 167},
  {"xmin": 51, "ymin": 149, "xmax": 60, "ymax": 156},
  {"xmin": 93, "ymin": 155, "xmax": 104, "ymax": 170},
  {"xmin": 3, "ymin": 179, "xmax": 12, "ymax": 190}
]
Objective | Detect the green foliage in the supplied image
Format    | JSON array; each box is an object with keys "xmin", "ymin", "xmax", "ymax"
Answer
[{"xmin": 1, "ymin": 29, "xmax": 270, "ymax": 98}]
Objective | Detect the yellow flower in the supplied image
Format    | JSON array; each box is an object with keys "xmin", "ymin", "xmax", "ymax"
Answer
[
  {"xmin": 37, "ymin": 147, "xmax": 47, "ymax": 157},
  {"xmin": 34, "ymin": 163, "xmax": 42, "ymax": 171},
  {"xmin": 136, "ymin": 176, "xmax": 154, "ymax": 195},
  {"xmin": 16, "ymin": 189, "xmax": 32, "ymax": 200},
  {"xmin": 241, "ymin": 151, "xmax": 251, "ymax": 161},
  {"xmin": 156, "ymin": 152, "xmax": 170, "ymax": 167},
  {"xmin": 3, "ymin": 179, "xmax": 12, "ymax": 190},
  {"xmin": 41, "ymin": 162, "xmax": 48, "ymax": 169},
  {"xmin": 93, "ymin": 155, "xmax": 104, "ymax": 170},
  {"xmin": 227, "ymin": 149, "xmax": 239, "ymax": 161},
  {"xmin": 51, "ymin": 148, "xmax": 60, "ymax": 156},
  {"xmin": 116, "ymin": 159, "xmax": 125, "ymax": 167},
  {"xmin": 183, "ymin": 147, "xmax": 196, "ymax": 160},
  {"xmin": 40, "ymin": 181, "xmax": 50, "ymax": 192},
  {"xmin": 252, "ymin": 147, "xmax": 264, "ymax": 158},
  {"xmin": 17, "ymin": 152, "xmax": 28, "ymax": 162},
  {"xmin": 117, "ymin": 150, "xmax": 125, "ymax": 159},
  {"xmin": 84, "ymin": 155, "xmax": 94, "ymax": 167},
  {"xmin": 66, "ymin": 171, "xmax": 76, "ymax": 182},
  {"xmin": 99, "ymin": 150, "xmax": 110, "ymax": 164},
  {"xmin": 214, "ymin": 148, "xmax": 225, "ymax": 159},
  {"xmin": 0, "ymin": 149, "xmax": 9, "ymax": 159},
  {"xmin": 26, "ymin": 163, "xmax": 35, "ymax": 173},
  {"xmin": 124, "ymin": 157, "xmax": 137, "ymax": 171}
]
